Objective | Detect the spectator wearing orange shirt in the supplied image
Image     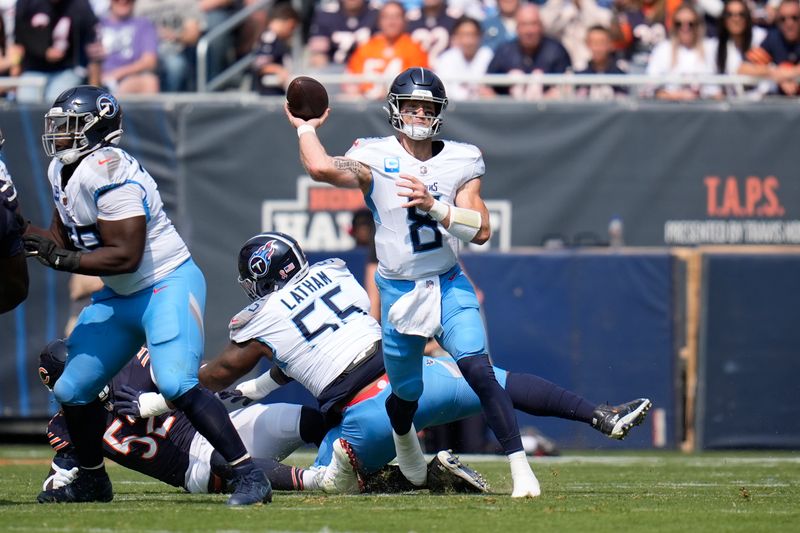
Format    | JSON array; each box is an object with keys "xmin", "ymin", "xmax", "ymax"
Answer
[{"xmin": 345, "ymin": 1, "xmax": 429, "ymax": 99}]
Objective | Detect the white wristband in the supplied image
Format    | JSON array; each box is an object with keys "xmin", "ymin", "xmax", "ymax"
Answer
[
  {"xmin": 427, "ymin": 199, "xmax": 450, "ymax": 222},
  {"xmin": 297, "ymin": 124, "xmax": 316, "ymax": 138},
  {"xmin": 236, "ymin": 370, "xmax": 282, "ymax": 401},
  {"xmin": 137, "ymin": 392, "xmax": 171, "ymax": 418},
  {"xmin": 446, "ymin": 206, "xmax": 483, "ymax": 242}
]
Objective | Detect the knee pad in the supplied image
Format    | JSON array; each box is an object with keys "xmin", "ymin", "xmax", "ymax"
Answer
[
  {"xmin": 53, "ymin": 377, "xmax": 91, "ymax": 405},
  {"xmin": 457, "ymin": 354, "xmax": 497, "ymax": 396},
  {"xmin": 149, "ymin": 351, "xmax": 199, "ymax": 401}
]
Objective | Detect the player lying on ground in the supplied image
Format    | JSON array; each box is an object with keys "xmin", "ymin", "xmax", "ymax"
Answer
[
  {"xmin": 248, "ymin": 354, "xmax": 651, "ymax": 494},
  {"xmin": 38, "ymin": 340, "xmax": 486, "ymax": 495}
]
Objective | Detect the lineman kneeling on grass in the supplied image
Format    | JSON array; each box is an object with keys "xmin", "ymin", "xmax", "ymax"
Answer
[{"xmin": 38, "ymin": 340, "xmax": 484, "ymax": 496}]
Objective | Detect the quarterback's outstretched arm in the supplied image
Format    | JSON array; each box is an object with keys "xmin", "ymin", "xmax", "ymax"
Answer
[{"xmin": 284, "ymin": 103, "xmax": 372, "ymax": 193}]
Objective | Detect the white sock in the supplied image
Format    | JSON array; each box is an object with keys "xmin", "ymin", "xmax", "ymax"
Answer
[
  {"xmin": 302, "ymin": 469, "xmax": 318, "ymax": 491},
  {"xmin": 508, "ymin": 450, "xmax": 531, "ymax": 477},
  {"xmin": 392, "ymin": 424, "xmax": 427, "ymax": 486},
  {"xmin": 508, "ymin": 450, "xmax": 541, "ymax": 497}
]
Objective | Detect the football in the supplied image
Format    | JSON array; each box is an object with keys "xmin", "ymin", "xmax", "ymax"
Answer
[{"xmin": 286, "ymin": 76, "xmax": 329, "ymax": 120}]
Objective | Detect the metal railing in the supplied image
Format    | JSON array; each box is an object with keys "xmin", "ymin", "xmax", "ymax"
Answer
[
  {"xmin": 253, "ymin": 71, "xmax": 784, "ymax": 101},
  {"xmin": 0, "ymin": 77, "xmax": 48, "ymax": 103},
  {"xmin": 196, "ymin": 0, "xmax": 274, "ymax": 93}
]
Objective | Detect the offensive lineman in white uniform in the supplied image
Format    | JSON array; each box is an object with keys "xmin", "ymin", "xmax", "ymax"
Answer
[
  {"xmin": 22, "ymin": 85, "xmax": 271, "ymax": 506},
  {"xmin": 285, "ymin": 67, "xmax": 542, "ymax": 497},
  {"xmin": 198, "ymin": 232, "xmax": 387, "ymax": 432}
]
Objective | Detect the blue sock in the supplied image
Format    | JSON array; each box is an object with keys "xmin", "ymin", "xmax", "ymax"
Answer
[
  {"xmin": 457, "ymin": 354, "xmax": 523, "ymax": 455},
  {"xmin": 385, "ymin": 392, "xmax": 418, "ymax": 435},
  {"xmin": 299, "ymin": 406, "xmax": 325, "ymax": 446},
  {"xmin": 172, "ymin": 385, "xmax": 249, "ymax": 464},
  {"xmin": 505, "ymin": 372, "xmax": 596, "ymax": 423},
  {"xmin": 211, "ymin": 451, "xmax": 304, "ymax": 491},
  {"xmin": 62, "ymin": 400, "xmax": 107, "ymax": 469}
]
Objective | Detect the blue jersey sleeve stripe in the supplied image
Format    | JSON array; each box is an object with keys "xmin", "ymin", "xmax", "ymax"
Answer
[{"xmin": 364, "ymin": 176, "xmax": 381, "ymax": 225}]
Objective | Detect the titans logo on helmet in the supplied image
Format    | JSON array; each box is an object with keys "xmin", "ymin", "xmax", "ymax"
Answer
[
  {"xmin": 96, "ymin": 94, "xmax": 119, "ymax": 118},
  {"xmin": 248, "ymin": 240, "xmax": 276, "ymax": 278}
]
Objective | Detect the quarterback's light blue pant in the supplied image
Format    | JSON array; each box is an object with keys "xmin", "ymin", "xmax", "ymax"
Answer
[
  {"xmin": 376, "ymin": 263, "xmax": 487, "ymax": 401},
  {"xmin": 315, "ymin": 356, "xmax": 508, "ymax": 473},
  {"xmin": 55, "ymin": 259, "xmax": 206, "ymax": 405}
]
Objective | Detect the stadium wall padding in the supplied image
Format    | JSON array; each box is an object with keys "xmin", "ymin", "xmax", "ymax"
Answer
[
  {"xmin": 2, "ymin": 101, "xmax": 798, "ymax": 449},
  {"xmin": 696, "ymin": 254, "xmax": 800, "ymax": 449}
]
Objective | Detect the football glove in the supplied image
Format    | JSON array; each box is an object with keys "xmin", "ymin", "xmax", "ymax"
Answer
[
  {"xmin": 217, "ymin": 370, "xmax": 283, "ymax": 407},
  {"xmin": 23, "ymin": 234, "xmax": 82, "ymax": 272},
  {"xmin": 217, "ymin": 388, "xmax": 255, "ymax": 406},
  {"xmin": 115, "ymin": 385, "xmax": 170, "ymax": 418}
]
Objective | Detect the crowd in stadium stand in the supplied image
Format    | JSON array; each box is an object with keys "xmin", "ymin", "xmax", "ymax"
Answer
[{"xmin": 0, "ymin": 0, "xmax": 798, "ymax": 100}]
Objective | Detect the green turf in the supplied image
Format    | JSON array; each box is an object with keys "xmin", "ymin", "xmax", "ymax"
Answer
[{"xmin": 1, "ymin": 446, "xmax": 798, "ymax": 532}]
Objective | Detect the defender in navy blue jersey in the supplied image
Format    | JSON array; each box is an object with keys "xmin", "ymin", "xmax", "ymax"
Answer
[
  {"xmin": 0, "ymin": 129, "xmax": 29, "ymax": 313},
  {"xmin": 40, "ymin": 339, "xmax": 488, "ymax": 495},
  {"xmin": 39, "ymin": 340, "xmax": 324, "ymax": 495}
]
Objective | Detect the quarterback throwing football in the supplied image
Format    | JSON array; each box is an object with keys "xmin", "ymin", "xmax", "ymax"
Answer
[{"xmin": 287, "ymin": 67, "xmax": 544, "ymax": 496}]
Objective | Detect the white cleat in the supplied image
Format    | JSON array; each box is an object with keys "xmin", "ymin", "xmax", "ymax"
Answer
[
  {"xmin": 392, "ymin": 425, "xmax": 427, "ymax": 487},
  {"xmin": 511, "ymin": 472, "xmax": 542, "ymax": 498},
  {"xmin": 316, "ymin": 439, "xmax": 361, "ymax": 494}
]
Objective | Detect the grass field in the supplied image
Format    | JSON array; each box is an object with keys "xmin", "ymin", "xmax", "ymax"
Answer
[{"xmin": 1, "ymin": 446, "xmax": 798, "ymax": 533}]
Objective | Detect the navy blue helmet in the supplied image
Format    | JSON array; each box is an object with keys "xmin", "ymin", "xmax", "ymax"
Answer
[
  {"xmin": 386, "ymin": 67, "xmax": 448, "ymax": 140},
  {"xmin": 237, "ymin": 232, "xmax": 309, "ymax": 300},
  {"xmin": 38, "ymin": 339, "xmax": 68, "ymax": 391},
  {"xmin": 42, "ymin": 85, "xmax": 123, "ymax": 164}
]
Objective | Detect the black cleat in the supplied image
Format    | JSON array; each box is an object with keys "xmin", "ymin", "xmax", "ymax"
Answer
[
  {"xmin": 227, "ymin": 463, "xmax": 272, "ymax": 506},
  {"xmin": 427, "ymin": 450, "xmax": 489, "ymax": 494},
  {"xmin": 37, "ymin": 468, "xmax": 113, "ymax": 504},
  {"xmin": 592, "ymin": 398, "xmax": 652, "ymax": 440}
]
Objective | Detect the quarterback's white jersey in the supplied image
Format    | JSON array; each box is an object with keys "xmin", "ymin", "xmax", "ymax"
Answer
[
  {"xmin": 47, "ymin": 147, "xmax": 190, "ymax": 295},
  {"xmin": 228, "ymin": 259, "xmax": 382, "ymax": 397},
  {"xmin": 346, "ymin": 135, "xmax": 485, "ymax": 280}
]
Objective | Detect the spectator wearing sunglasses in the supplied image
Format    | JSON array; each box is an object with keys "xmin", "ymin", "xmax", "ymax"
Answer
[
  {"xmin": 740, "ymin": 0, "xmax": 800, "ymax": 95},
  {"xmin": 703, "ymin": 0, "xmax": 768, "ymax": 96},
  {"xmin": 646, "ymin": 3, "xmax": 716, "ymax": 99}
]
